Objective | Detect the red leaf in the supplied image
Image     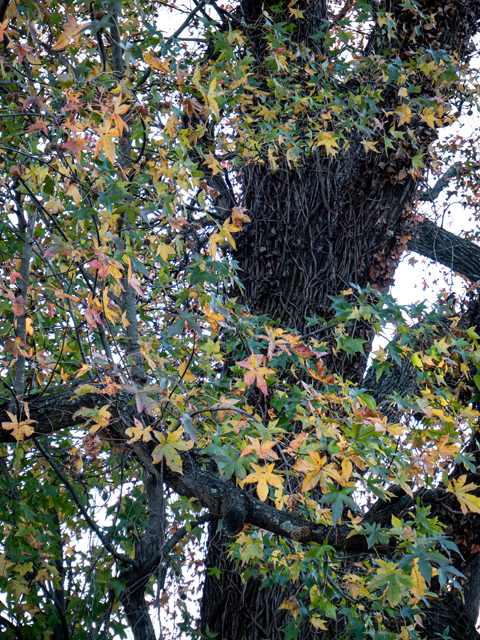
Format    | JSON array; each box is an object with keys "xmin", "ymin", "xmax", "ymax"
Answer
[{"xmin": 12, "ymin": 295, "xmax": 26, "ymax": 317}]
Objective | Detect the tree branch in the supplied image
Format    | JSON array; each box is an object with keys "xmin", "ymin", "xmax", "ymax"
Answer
[
  {"xmin": 417, "ymin": 162, "xmax": 462, "ymax": 202},
  {"xmin": 120, "ymin": 514, "xmax": 215, "ymax": 593},
  {"xmin": 0, "ymin": 0, "xmax": 11, "ymax": 23},
  {"xmin": 107, "ymin": 2, "xmax": 146, "ymax": 384},
  {"xmin": 120, "ymin": 471, "xmax": 162, "ymax": 640},
  {"xmin": 0, "ymin": 385, "xmax": 443, "ymax": 555},
  {"xmin": 408, "ymin": 217, "xmax": 480, "ymax": 282},
  {"xmin": 0, "ymin": 457, "xmax": 21, "ymax": 501},
  {"xmin": 14, "ymin": 208, "xmax": 36, "ymax": 398},
  {"xmin": 0, "ymin": 614, "xmax": 23, "ymax": 640}
]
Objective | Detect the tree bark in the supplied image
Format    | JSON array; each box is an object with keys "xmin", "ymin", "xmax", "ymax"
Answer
[{"xmin": 410, "ymin": 217, "xmax": 480, "ymax": 282}]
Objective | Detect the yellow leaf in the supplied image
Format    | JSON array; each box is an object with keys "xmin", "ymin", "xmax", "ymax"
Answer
[
  {"xmin": 68, "ymin": 448, "xmax": 83, "ymax": 474},
  {"xmin": 157, "ymin": 243, "xmax": 176, "ymax": 263},
  {"xmin": 420, "ymin": 108, "xmax": 439, "ymax": 129},
  {"xmin": 209, "ymin": 232, "xmax": 224, "ymax": 257},
  {"xmin": 231, "ymin": 207, "xmax": 251, "ymax": 229},
  {"xmin": 315, "ymin": 131, "xmax": 340, "ymax": 156},
  {"xmin": 53, "ymin": 15, "xmax": 91, "ymax": 50},
  {"xmin": 165, "ymin": 115, "xmax": 181, "ymax": 139},
  {"xmin": 75, "ymin": 364, "xmax": 92, "ymax": 379},
  {"xmin": 25, "ymin": 317, "xmax": 34, "ymax": 336},
  {"xmin": 202, "ymin": 301, "xmax": 225, "ymax": 332},
  {"xmin": 220, "ymin": 218, "xmax": 241, "ymax": 250},
  {"xmin": 279, "ymin": 596, "xmax": 300, "ymax": 620},
  {"xmin": 66, "ymin": 183, "xmax": 82, "ymax": 206},
  {"xmin": 125, "ymin": 418, "xmax": 153, "ymax": 444},
  {"xmin": 413, "ymin": 614, "xmax": 423, "ymax": 628},
  {"xmin": 178, "ymin": 362, "xmax": 196, "ymax": 382},
  {"xmin": 206, "ymin": 78, "xmax": 222, "ymax": 119},
  {"xmin": 293, "ymin": 451, "xmax": 342, "ymax": 493},
  {"xmin": 410, "ymin": 559, "xmax": 427, "ymax": 600},
  {"xmin": 93, "ymin": 120, "xmax": 120, "ymax": 164},
  {"xmin": 151, "ymin": 428, "xmax": 194, "ymax": 473},
  {"xmin": 203, "ymin": 151, "xmax": 224, "ymax": 175},
  {"xmin": 240, "ymin": 437, "xmax": 279, "ymax": 461},
  {"xmin": 144, "ymin": 51, "xmax": 171, "ymax": 73},
  {"xmin": 448, "ymin": 475, "xmax": 480, "ymax": 514},
  {"xmin": 240, "ymin": 462, "xmax": 283, "ymax": 501},
  {"xmin": 310, "ymin": 615, "xmax": 328, "ymax": 631},
  {"xmin": 0, "ymin": 553, "xmax": 14, "ymax": 578},
  {"xmin": 1, "ymin": 411, "xmax": 36, "ymax": 441},
  {"xmin": 361, "ymin": 139, "xmax": 380, "ymax": 153},
  {"xmin": 394, "ymin": 103, "xmax": 412, "ymax": 127}
]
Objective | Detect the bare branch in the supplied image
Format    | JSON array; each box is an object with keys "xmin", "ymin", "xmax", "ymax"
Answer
[
  {"xmin": 330, "ymin": 0, "xmax": 355, "ymax": 21},
  {"xmin": 409, "ymin": 217, "xmax": 480, "ymax": 282},
  {"xmin": 417, "ymin": 162, "xmax": 462, "ymax": 202},
  {"xmin": 0, "ymin": 0, "xmax": 11, "ymax": 23}
]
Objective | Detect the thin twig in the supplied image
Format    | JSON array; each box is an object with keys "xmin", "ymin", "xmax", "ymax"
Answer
[
  {"xmin": 135, "ymin": 0, "xmax": 207, "ymax": 89},
  {"xmin": 33, "ymin": 436, "xmax": 137, "ymax": 567},
  {"xmin": 188, "ymin": 405, "xmax": 262, "ymax": 424}
]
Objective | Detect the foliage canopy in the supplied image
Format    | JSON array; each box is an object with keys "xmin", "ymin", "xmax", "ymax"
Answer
[{"xmin": 2, "ymin": 0, "xmax": 480, "ymax": 639}]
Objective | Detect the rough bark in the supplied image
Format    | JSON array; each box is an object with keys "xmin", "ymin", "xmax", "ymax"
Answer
[
  {"xmin": 410, "ymin": 217, "xmax": 480, "ymax": 282},
  {"xmin": 236, "ymin": 155, "xmax": 416, "ymax": 333}
]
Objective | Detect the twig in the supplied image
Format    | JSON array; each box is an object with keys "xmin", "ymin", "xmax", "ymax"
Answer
[
  {"xmin": 135, "ymin": 0, "xmax": 207, "ymax": 89},
  {"xmin": 33, "ymin": 436, "xmax": 137, "ymax": 567},
  {"xmin": 188, "ymin": 405, "xmax": 262, "ymax": 424},
  {"xmin": 90, "ymin": 3, "xmax": 107, "ymax": 72},
  {"xmin": 0, "ymin": 457, "xmax": 21, "ymax": 501},
  {"xmin": 0, "ymin": 614, "xmax": 23, "ymax": 640}
]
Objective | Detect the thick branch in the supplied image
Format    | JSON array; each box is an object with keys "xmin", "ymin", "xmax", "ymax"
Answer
[
  {"xmin": 0, "ymin": 387, "xmax": 364, "ymax": 550},
  {"xmin": 417, "ymin": 163, "xmax": 462, "ymax": 202},
  {"xmin": 120, "ymin": 471, "xmax": 161, "ymax": 640},
  {"xmin": 0, "ymin": 387, "xmax": 454, "ymax": 556},
  {"xmin": 14, "ymin": 209, "xmax": 37, "ymax": 398},
  {"xmin": 107, "ymin": 1, "xmax": 145, "ymax": 384},
  {"xmin": 0, "ymin": 385, "xmax": 136, "ymax": 442},
  {"xmin": 121, "ymin": 514, "xmax": 215, "ymax": 592},
  {"xmin": 409, "ymin": 218, "xmax": 480, "ymax": 282}
]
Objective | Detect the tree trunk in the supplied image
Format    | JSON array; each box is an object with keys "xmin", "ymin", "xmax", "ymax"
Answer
[
  {"xmin": 237, "ymin": 156, "xmax": 416, "ymax": 331},
  {"xmin": 199, "ymin": 157, "xmax": 421, "ymax": 640}
]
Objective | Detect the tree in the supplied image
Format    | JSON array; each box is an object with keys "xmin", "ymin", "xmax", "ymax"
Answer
[{"xmin": 2, "ymin": 0, "xmax": 480, "ymax": 639}]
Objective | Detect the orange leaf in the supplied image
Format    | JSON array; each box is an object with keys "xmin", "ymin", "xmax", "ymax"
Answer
[
  {"xmin": 53, "ymin": 15, "xmax": 91, "ymax": 50},
  {"xmin": 237, "ymin": 354, "xmax": 275, "ymax": 395}
]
